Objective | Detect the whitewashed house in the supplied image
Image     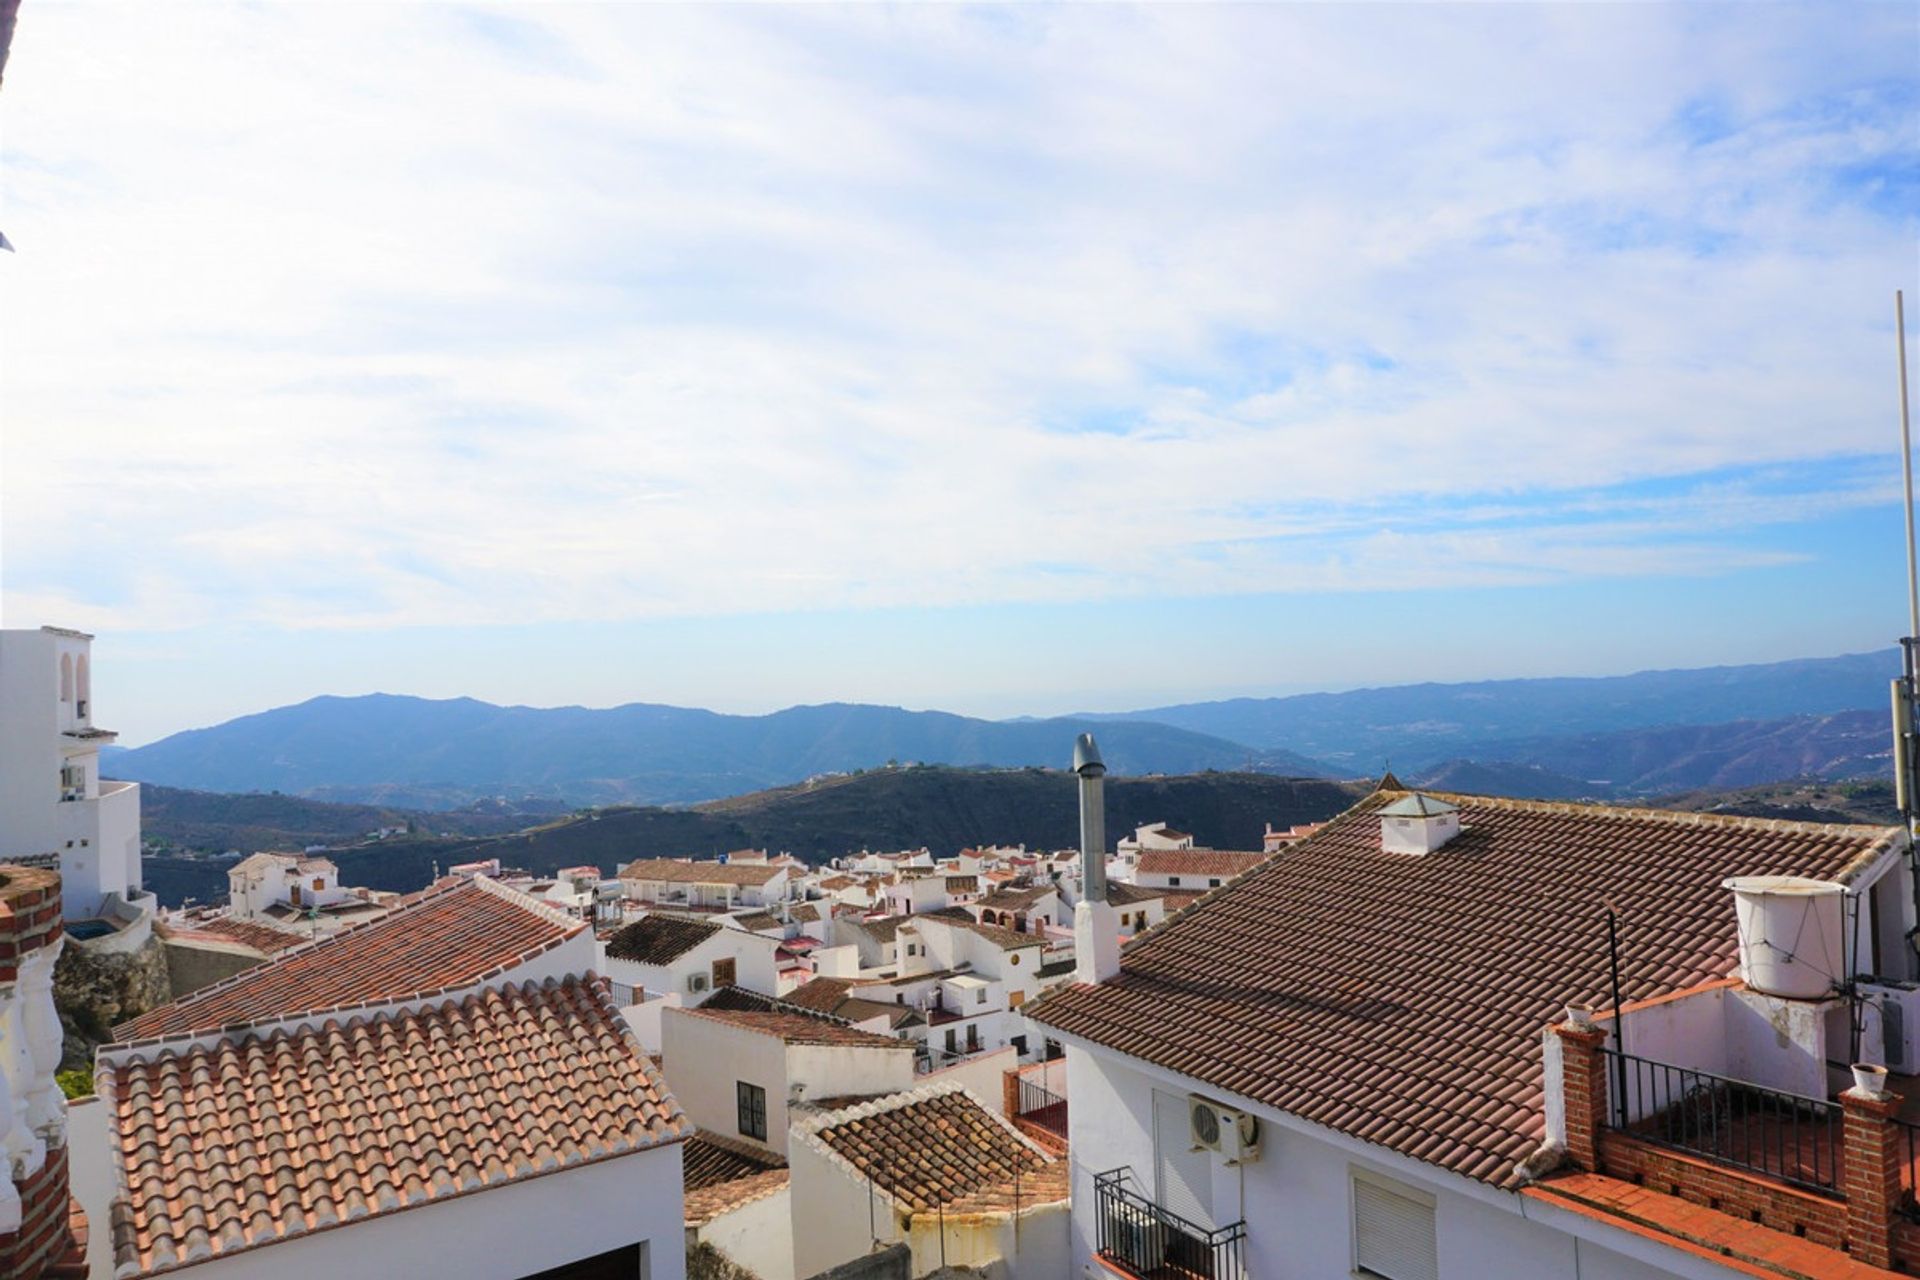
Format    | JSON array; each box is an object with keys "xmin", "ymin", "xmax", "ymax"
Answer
[
  {"xmin": 0, "ymin": 626, "xmax": 153, "ymax": 929},
  {"xmin": 1032, "ymin": 773, "xmax": 1920, "ymax": 1280},
  {"xmin": 602, "ymin": 914, "xmax": 783, "ymax": 1006},
  {"xmin": 77, "ymin": 874, "xmax": 691, "ymax": 1280},
  {"xmin": 788, "ymin": 1083, "xmax": 1070, "ymax": 1279},
  {"xmin": 620, "ymin": 858, "xmax": 793, "ymax": 910},
  {"xmin": 660, "ymin": 1004, "xmax": 916, "ymax": 1158}
]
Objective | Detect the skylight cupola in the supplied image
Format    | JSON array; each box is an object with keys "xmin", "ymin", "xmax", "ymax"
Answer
[{"xmin": 1379, "ymin": 793, "xmax": 1461, "ymax": 855}]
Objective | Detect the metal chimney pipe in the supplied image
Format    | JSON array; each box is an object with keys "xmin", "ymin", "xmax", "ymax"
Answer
[{"xmin": 1073, "ymin": 733, "xmax": 1108, "ymax": 903}]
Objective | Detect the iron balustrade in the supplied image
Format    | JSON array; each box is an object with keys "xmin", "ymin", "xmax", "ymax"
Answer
[
  {"xmin": 1898, "ymin": 1116, "xmax": 1920, "ymax": 1221},
  {"xmin": 1094, "ymin": 1168, "xmax": 1247, "ymax": 1280},
  {"xmin": 1015, "ymin": 1075, "xmax": 1068, "ymax": 1138},
  {"xmin": 1599, "ymin": 1047, "xmax": 1841, "ymax": 1195}
]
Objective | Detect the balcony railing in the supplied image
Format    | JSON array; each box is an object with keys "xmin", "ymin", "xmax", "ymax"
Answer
[
  {"xmin": 1015, "ymin": 1075, "xmax": 1068, "ymax": 1140},
  {"xmin": 1599, "ymin": 1047, "xmax": 1842, "ymax": 1195},
  {"xmin": 1094, "ymin": 1168, "xmax": 1246, "ymax": 1280}
]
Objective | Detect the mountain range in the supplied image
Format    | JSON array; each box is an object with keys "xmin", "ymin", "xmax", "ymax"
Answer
[
  {"xmin": 106, "ymin": 649, "xmax": 1902, "ymax": 809},
  {"xmin": 107, "ymin": 695, "xmax": 1322, "ymax": 807}
]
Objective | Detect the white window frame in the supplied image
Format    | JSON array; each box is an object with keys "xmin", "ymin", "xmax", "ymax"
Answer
[{"xmin": 1349, "ymin": 1165, "xmax": 1437, "ymax": 1280}]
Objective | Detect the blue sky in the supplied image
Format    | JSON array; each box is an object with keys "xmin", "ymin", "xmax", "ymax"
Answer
[{"xmin": 2, "ymin": 3, "xmax": 1917, "ymax": 744}]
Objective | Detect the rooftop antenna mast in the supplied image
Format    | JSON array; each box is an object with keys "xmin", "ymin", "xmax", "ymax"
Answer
[{"xmin": 1890, "ymin": 290, "xmax": 1920, "ymax": 982}]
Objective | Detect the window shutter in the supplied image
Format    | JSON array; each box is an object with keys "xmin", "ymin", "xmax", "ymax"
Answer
[{"xmin": 1353, "ymin": 1177, "xmax": 1437, "ymax": 1280}]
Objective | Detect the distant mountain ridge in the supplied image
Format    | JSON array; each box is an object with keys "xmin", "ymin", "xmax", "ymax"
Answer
[
  {"xmin": 1095, "ymin": 650, "xmax": 1895, "ymax": 771},
  {"xmin": 109, "ymin": 694, "xmax": 1328, "ymax": 808}
]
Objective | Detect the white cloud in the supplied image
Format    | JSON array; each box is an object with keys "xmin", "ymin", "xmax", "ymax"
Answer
[{"xmin": 1, "ymin": 2, "xmax": 1913, "ymax": 633}]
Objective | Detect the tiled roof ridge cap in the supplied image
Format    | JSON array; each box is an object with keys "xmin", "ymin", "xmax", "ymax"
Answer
[
  {"xmin": 680, "ymin": 1002, "xmax": 912, "ymax": 1046},
  {"xmin": 1377, "ymin": 786, "xmax": 1903, "ymax": 846},
  {"xmin": 470, "ymin": 870, "xmax": 591, "ymax": 934},
  {"xmin": 703, "ymin": 985, "xmax": 863, "ymax": 1026}
]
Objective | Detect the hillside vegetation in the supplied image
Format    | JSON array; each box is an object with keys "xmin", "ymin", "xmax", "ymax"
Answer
[{"xmin": 137, "ymin": 765, "xmax": 1364, "ymax": 907}]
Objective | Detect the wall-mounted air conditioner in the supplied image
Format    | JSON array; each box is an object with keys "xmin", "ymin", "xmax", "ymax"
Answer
[
  {"xmin": 1861, "ymin": 980, "xmax": 1920, "ymax": 1070},
  {"xmin": 1189, "ymin": 1096, "xmax": 1261, "ymax": 1163}
]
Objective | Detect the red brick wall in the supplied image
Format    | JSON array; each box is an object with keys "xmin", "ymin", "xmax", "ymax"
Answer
[
  {"xmin": 0, "ymin": 1146, "xmax": 78, "ymax": 1280},
  {"xmin": 1891, "ymin": 1216, "xmax": 1920, "ymax": 1273},
  {"xmin": 0, "ymin": 865, "xmax": 64, "ymax": 985},
  {"xmin": 1597, "ymin": 1131, "xmax": 1848, "ymax": 1250},
  {"xmin": 0, "ymin": 865, "xmax": 78, "ymax": 1280}
]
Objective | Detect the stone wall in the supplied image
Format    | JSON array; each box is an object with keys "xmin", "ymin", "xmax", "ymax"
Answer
[{"xmin": 52, "ymin": 933, "xmax": 169, "ymax": 1069}]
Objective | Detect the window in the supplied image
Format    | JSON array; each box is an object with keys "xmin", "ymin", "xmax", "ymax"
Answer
[
  {"xmin": 975, "ymin": 986, "xmax": 987, "ymax": 1005},
  {"xmin": 1009, "ymin": 991, "xmax": 1025, "ymax": 1009},
  {"xmin": 736, "ymin": 1082, "xmax": 767, "ymax": 1141},
  {"xmin": 945, "ymin": 1028, "xmax": 958, "ymax": 1053},
  {"xmin": 1168, "ymin": 876, "xmax": 1182, "ymax": 887},
  {"xmin": 1352, "ymin": 1170, "xmax": 1437, "ymax": 1280},
  {"xmin": 312, "ymin": 878, "xmax": 325, "ymax": 891},
  {"xmin": 712, "ymin": 957, "xmax": 737, "ymax": 987},
  {"xmin": 1209, "ymin": 878, "xmax": 1222, "ymax": 888}
]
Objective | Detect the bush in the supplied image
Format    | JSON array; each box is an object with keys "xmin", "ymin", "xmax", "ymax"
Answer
[{"xmin": 57, "ymin": 1068, "xmax": 94, "ymax": 1100}]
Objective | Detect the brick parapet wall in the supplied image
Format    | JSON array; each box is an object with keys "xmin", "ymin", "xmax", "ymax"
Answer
[
  {"xmin": 0, "ymin": 1146, "xmax": 82, "ymax": 1280},
  {"xmin": 1552, "ymin": 1021, "xmax": 1609, "ymax": 1172},
  {"xmin": 1843, "ymin": 1087, "xmax": 1905, "ymax": 1269},
  {"xmin": 0, "ymin": 863, "xmax": 79, "ymax": 1280},
  {"xmin": 1596, "ymin": 1131, "xmax": 1849, "ymax": 1249},
  {"xmin": 0, "ymin": 866, "xmax": 66, "ymax": 986}
]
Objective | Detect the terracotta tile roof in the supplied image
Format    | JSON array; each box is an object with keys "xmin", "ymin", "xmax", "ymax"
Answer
[
  {"xmin": 606, "ymin": 915, "xmax": 721, "ymax": 965},
  {"xmin": 783, "ymin": 977, "xmax": 856, "ymax": 1012},
  {"xmin": 974, "ymin": 885, "xmax": 1056, "ymax": 912},
  {"xmin": 799, "ymin": 1083, "xmax": 1060, "ymax": 1215},
  {"xmin": 1032, "ymin": 788, "xmax": 1900, "ymax": 1189},
  {"xmin": 685, "ymin": 1167, "xmax": 789, "ymax": 1226},
  {"xmin": 791, "ymin": 902, "xmax": 824, "ymax": 923},
  {"xmin": 683, "ymin": 1130, "xmax": 787, "ymax": 1191},
  {"xmin": 846, "ymin": 914, "xmax": 909, "ymax": 943},
  {"xmin": 165, "ymin": 916, "xmax": 307, "ymax": 956},
  {"xmin": 917, "ymin": 909, "xmax": 1046, "ymax": 951},
  {"xmin": 1105, "ymin": 882, "xmax": 1165, "ymax": 907},
  {"xmin": 732, "ymin": 912, "xmax": 782, "ymax": 932},
  {"xmin": 99, "ymin": 976, "xmax": 685, "ymax": 1277},
  {"xmin": 1134, "ymin": 848, "xmax": 1267, "ymax": 878},
  {"xmin": 619, "ymin": 858, "xmax": 785, "ymax": 887},
  {"xmin": 697, "ymin": 986, "xmax": 788, "ymax": 1014},
  {"xmin": 114, "ymin": 877, "xmax": 584, "ymax": 1043},
  {"xmin": 678, "ymin": 1006, "xmax": 912, "ymax": 1051}
]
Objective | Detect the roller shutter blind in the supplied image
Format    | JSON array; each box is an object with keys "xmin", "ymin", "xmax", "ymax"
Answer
[{"xmin": 1353, "ymin": 1175, "xmax": 1437, "ymax": 1280}]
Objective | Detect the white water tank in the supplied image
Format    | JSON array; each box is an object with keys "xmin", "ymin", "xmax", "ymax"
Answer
[{"xmin": 1723, "ymin": 876, "xmax": 1847, "ymax": 1000}]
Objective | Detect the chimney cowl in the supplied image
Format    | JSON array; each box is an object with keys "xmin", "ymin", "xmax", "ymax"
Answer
[{"xmin": 1072, "ymin": 733, "xmax": 1106, "ymax": 777}]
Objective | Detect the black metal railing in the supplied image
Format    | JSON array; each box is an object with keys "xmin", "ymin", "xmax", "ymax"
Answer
[
  {"xmin": 1015, "ymin": 1075, "xmax": 1068, "ymax": 1137},
  {"xmin": 1897, "ymin": 1116, "xmax": 1920, "ymax": 1220},
  {"xmin": 1094, "ymin": 1168, "xmax": 1246, "ymax": 1279},
  {"xmin": 1599, "ymin": 1048, "xmax": 1842, "ymax": 1195}
]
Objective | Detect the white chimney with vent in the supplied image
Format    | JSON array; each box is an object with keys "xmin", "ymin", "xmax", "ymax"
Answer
[
  {"xmin": 1072, "ymin": 733, "xmax": 1121, "ymax": 984},
  {"xmin": 1379, "ymin": 794, "xmax": 1461, "ymax": 855}
]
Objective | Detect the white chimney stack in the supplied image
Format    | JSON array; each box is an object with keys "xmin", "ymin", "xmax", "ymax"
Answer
[{"xmin": 1073, "ymin": 733, "xmax": 1120, "ymax": 984}]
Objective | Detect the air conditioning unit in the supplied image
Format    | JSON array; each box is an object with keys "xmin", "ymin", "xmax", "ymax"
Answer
[
  {"xmin": 1189, "ymin": 1097, "xmax": 1261, "ymax": 1163},
  {"xmin": 1103, "ymin": 1208, "xmax": 1167, "ymax": 1270},
  {"xmin": 1861, "ymin": 980, "xmax": 1920, "ymax": 1070}
]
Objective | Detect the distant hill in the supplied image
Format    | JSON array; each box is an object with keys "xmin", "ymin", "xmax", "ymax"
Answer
[
  {"xmin": 108, "ymin": 695, "xmax": 1327, "ymax": 808},
  {"xmin": 133, "ymin": 783, "xmax": 545, "ymax": 854},
  {"xmin": 1099, "ymin": 650, "xmax": 1895, "ymax": 770},
  {"xmin": 1653, "ymin": 777, "xmax": 1899, "ymax": 827},
  {"xmin": 135, "ymin": 765, "xmax": 1365, "ymax": 908},
  {"xmin": 1410, "ymin": 760, "xmax": 1605, "ymax": 800},
  {"xmin": 1464, "ymin": 709, "xmax": 1889, "ymax": 795}
]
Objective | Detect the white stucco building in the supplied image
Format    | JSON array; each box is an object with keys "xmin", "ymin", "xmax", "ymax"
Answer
[
  {"xmin": 0, "ymin": 627, "xmax": 152, "ymax": 926},
  {"xmin": 1032, "ymin": 779, "xmax": 1919, "ymax": 1280}
]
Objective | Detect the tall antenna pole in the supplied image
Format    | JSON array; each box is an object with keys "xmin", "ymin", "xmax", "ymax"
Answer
[{"xmin": 1900, "ymin": 290, "xmax": 1917, "ymax": 638}]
